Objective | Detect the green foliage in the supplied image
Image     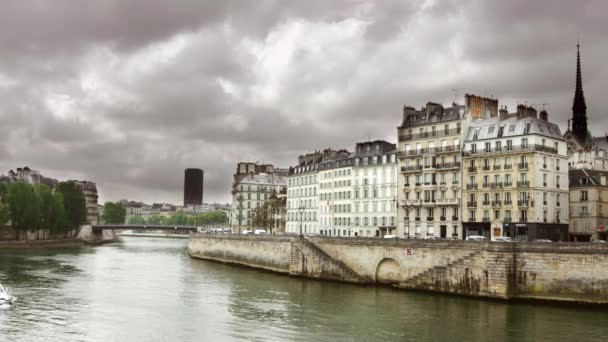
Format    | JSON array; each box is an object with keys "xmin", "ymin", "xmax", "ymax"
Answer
[
  {"xmin": 6, "ymin": 182, "xmax": 40, "ymax": 231},
  {"xmin": 56, "ymin": 181, "xmax": 87, "ymax": 230},
  {"xmin": 251, "ymin": 194, "xmax": 286, "ymax": 233},
  {"xmin": 127, "ymin": 211, "xmax": 228, "ymax": 226},
  {"xmin": 0, "ymin": 203, "xmax": 9, "ymax": 227},
  {"xmin": 49, "ymin": 192, "xmax": 69, "ymax": 233},
  {"xmin": 101, "ymin": 202, "xmax": 126, "ymax": 224},
  {"xmin": 34, "ymin": 184, "xmax": 53, "ymax": 230}
]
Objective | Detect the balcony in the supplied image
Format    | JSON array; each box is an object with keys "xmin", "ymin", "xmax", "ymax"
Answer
[
  {"xmin": 401, "ymin": 165, "xmax": 423, "ymax": 173},
  {"xmin": 492, "ymin": 200, "xmax": 501, "ymax": 207},
  {"xmin": 415, "ymin": 182, "xmax": 422, "ymax": 186},
  {"xmin": 518, "ymin": 162, "xmax": 529, "ymax": 170},
  {"xmin": 468, "ymin": 217, "xmax": 476, "ymax": 222},
  {"xmin": 468, "ymin": 166, "xmax": 478, "ymax": 173},
  {"xmin": 436, "ymin": 162, "xmax": 461, "ymax": 169},
  {"xmin": 504, "ymin": 164, "xmax": 513, "ymax": 170},
  {"xmin": 490, "ymin": 182, "xmax": 502, "ymax": 189},
  {"xmin": 482, "ymin": 201, "xmax": 490, "ymax": 206},
  {"xmin": 415, "ymin": 217, "xmax": 421, "ymax": 221},
  {"xmin": 517, "ymin": 181, "xmax": 530, "ymax": 188},
  {"xmin": 482, "ymin": 183, "xmax": 490, "ymax": 189},
  {"xmin": 493, "ymin": 165, "xmax": 501, "ymax": 170},
  {"xmin": 426, "ymin": 216, "xmax": 434, "ymax": 221},
  {"xmin": 517, "ymin": 200, "xmax": 529, "ymax": 207},
  {"xmin": 482, "ymin": 217, "xmax": 490, "ymax": 222},
  {"xmin": 543, "ymin": 164, "xmax": 547, "ymax": 169},
  {"xmin": 466, "ymin": 184, "xmax": 478, "ymax": 190},
  {"xmin": 556, "ymin": 202, "xmax": 560, "ymax": 207},
  {"xmin": 579, "ymin": 212, "xmax": 589, "ymax": 217},
  {"xmin": 504, "ymin": 217, "xmax": 512, "ymax": 223},
  {"xmin": 482, "ymin": 166, "xmax": 491, "ymax": 171},
  {"xmin": 462, "ymin": 144, "xmax": 558, "ymax": 157},
  {"xmin": 452, "ymin": 216, "xmax": 459, "ymax": 221},
  {"xmin": 436, "ymin": 198, "xmax": 459, "ymax": 205},
  {"xmin": 557, "ymin": 166, "xmax": 561, "ymax": 171},
  {"xmin": 519, "ymin": 218, "xmax": 528, "ymax": 223},
  {"xmin": 422, "ymin": 200, "xmax": 437, "ymax": 206},
  {"xmin": 440, "ymin": 216, "xmax": 446, "ymax": 221},
  {"xmin": 543, "ymin": 201, "xmax": 547, "ymax": 206},
  {"xmin": 467, "ymin": 201, "xmax": 477, "ymax": 208},
  {"xmin": 543, "ymin": 182, "xmax": 547, "ymax": 187},
  {"xmin": 503, "ymin": 182, "xmax": 513, "ymax": 187},
  {"xmin": 504, "ymin": 200, "xmax": 513, "ymax": 205}
]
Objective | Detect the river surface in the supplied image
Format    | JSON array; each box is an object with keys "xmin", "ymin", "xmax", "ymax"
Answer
[{"xmin": 0, "ymin": 237, "xmax": 607, "ymax": 342}]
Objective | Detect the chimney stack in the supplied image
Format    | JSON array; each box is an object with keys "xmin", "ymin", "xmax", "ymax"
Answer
[
  {"xmin": 539, "ymin": 109, "xmax": 548, "ymax": 121},
  {"xmin": 499, "ymin": 106, "xmax": 508, "ymax": 120}
]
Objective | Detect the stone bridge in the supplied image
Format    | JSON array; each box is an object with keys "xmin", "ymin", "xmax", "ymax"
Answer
[
  {"xmin": 92, "ymin": 224, "xmax": 198, "ymax": 234},
  {"xmin": 188, "ymin": 234, "xmax": 608, "ymax": 304}
]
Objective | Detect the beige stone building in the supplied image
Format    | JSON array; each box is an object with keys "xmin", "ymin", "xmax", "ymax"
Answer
[
  {"xmin": 230, "ymin": 162, "xmax": 288, "ymax": 233},
  {"xmin": 568, "ymin": 169, "xmax": 608, "ymax": 241},
  {"xmin": 462, "ymin": 106, "xmax": 569, "ymax": 241},
  {"xmin": 397, "ymin": 98, "xmax": 477, "ymax": 239}
]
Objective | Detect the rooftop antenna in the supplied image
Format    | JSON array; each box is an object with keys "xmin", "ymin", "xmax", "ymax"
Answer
[{"xmin": 451, "ymin": 88, "xmax": 465, "ymax": 104}]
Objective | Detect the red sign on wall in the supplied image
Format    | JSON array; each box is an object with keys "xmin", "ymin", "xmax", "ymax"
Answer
[{"xmin": 599, "ymin": 225, "xmax": 605, "ymax": 232}]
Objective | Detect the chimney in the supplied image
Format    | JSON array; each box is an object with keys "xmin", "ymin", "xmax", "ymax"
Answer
[
  {"xmin": 539, "ymin": 110, "xmax": 548, "ymax": 121},
  {"xmin": 499, "ymin": 106, "xmax": 508, "ymax": 120}
]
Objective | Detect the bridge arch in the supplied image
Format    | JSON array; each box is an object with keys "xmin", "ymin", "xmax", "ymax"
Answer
[{"xmin": 375, "ymin": 258, "xmax": 402, "ymax": 284}]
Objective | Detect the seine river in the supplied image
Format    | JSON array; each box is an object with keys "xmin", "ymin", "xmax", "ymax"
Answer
[{"xmin": 1, "ymin": 237, "xmax": 607, "ymax": 342}]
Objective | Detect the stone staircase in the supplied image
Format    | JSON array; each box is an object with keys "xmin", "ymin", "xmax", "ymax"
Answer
[
  {"xmin": 289, "ymin": 237, "xmax": 368, "ymax": 283},
  {"xmin": 399, "ymin": 250, "xmax": 482, "ymax": 293}
]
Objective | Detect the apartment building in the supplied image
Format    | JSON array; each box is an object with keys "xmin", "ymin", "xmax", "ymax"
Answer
[
  {"xmin": 397, "ymin": 99, "xmax": 473, "ymax": 239},
  {"xmin": 351, "ymin": 141, "xmax": 397, "ymax": 237},
  {"xmin": 230, "ymin": 162, "xmax": 288, "ymax": 233},
  {"xmin": 318, "ymin": 153, "xmax": 354, "ymax": 237},
  {"xmin": 568, "ymin": 169, "xmax": 608, "ymax": 241},
  {"xmin": 462, "ymin": 106, "xmax": 569, "ymax": 241}
]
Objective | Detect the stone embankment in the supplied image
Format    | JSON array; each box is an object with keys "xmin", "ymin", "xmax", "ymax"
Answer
[{"xmin": 188, "ymin": 234, "xmax": 608, "ymax": 304}]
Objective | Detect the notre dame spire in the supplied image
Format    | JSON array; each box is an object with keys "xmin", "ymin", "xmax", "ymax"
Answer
[{"xmin": 572, "ymin": 42, "xmax": 588, "ymax": 142}]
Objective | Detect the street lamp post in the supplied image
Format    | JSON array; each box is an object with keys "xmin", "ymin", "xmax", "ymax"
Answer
[{"xmin": 298, "ymin": 205, "xmax": 306, "ymax": 238}]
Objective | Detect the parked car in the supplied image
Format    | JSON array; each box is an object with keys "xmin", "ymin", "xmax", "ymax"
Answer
[
  {"xmin": 423, "ymin": 236, "xmax": 437, "ymax": 240},
  {"xmin": 383, "ymin": 234, "xmax": 398, "ymax": 239},
  {"xmin": 466, "ymin": 235, "xmax": 487, "ymax": 241},
  {"xmin": 242, "ymin": 230, "xmax": 253, "ymax": 235},
  {"xmin": 592, "ymin": 239, "xmax": 607, "ymax": 243},
  {"xmin": 254, "ymin": 229, "xmax": 267, "ymax": 235},
  {"xmin": 493, "ymin": 237, "xmax": 514, "ymax": 242},
  {"xmin": 534, "ymin": 239, "xmax": 553, "ymax": 243}
]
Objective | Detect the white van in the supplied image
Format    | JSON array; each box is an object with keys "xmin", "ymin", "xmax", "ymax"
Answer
[
  {"xmin": 242, "ymin": 230, "xmax": 253, "ymax": 235},
  {"xmin": 254, "ymin": 229, "xmax": 267, "ymax": 235}
]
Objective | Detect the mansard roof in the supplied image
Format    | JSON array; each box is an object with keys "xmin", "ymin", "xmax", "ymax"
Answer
[{"xmin": 465, "ymin": 116, "xmax": 563, "ymax": 142}]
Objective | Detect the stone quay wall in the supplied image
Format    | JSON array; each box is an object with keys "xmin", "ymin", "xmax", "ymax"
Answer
[{"xmin": 188, "ymin": 234, "xmax": 608, "ymax": 304}]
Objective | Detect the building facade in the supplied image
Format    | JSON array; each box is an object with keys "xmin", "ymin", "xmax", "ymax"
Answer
[
  {"xmin": 568, "ymin": 169, "xmax": 608, "ymax": 241},
  {"xmin": 351, "ymin": 141, "xmax": 397, "ymax": 237},
  {"xmin": 318, "ymin": 154, "xmax": 354, "ymax": 237},
  {"xmin": 462, "ymin": 106, "xmax": 569, "ymax": 241},
  {"xmin": 397, "ymin": 100, "xmax": 469, "ymax": 239},
  {"xmin": 230, "ymin": 162, "xmax": 287, "ymax": 233},
  {"xmin": 74, "ymin": 180, "xmax": 100, "ymax": 225}
]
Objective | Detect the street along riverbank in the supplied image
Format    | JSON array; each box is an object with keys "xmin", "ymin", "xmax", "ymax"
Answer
[{"xmin": 188, "ymin": 234, "xmax": 608, "ymax": 304}]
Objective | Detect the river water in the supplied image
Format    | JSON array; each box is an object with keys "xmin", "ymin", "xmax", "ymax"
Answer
[{"xmin": 0, "ymin": 237, "xmax": 607, "ymax": 342}]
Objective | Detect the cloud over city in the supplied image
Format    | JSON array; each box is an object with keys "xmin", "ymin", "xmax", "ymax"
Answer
[{"xmin": 0, "ymin": 0, "xmax": 607, "ymax": 203}]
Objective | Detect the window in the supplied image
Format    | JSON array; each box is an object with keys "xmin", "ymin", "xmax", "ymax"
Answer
[
  {"xmin": 471, "ymin": 144, "xmax": 477, "ymax": 153},
  {"xmin": 485, "ymin": 142, "xmax": 491, "ymax": 152},
  {"xmin": 581, "ymin": 190, "xmax": 588, "ymax": 201},
  {"xmin": 496, "ymin": 141, "xmax": 502, "ymax": 151},
  {"xmin": 506, "ymin": 140, "xmax": 513, "ymax": 150},
  {"xmin": 509, "ymin": 124, "xmax": 515, "ymax": 132},
  {"xmin": 498, "ymin": 126, "xmax": 505, "ymax": 137},
  {"xmin": 521, "ymin": 138, "xmax": 528, "ymax": 148},
  {"xmin": 524, "ymin": 123, "xmax": 531, "ymax": 134},
  {"xmin": 488, "ymin": 126, "xmax": 495, "ymax": 134}
]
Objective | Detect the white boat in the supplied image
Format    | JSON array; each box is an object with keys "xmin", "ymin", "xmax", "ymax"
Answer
[{"xmin": 0, "ymin": 283, "xmax": 17, "ymax": 306}]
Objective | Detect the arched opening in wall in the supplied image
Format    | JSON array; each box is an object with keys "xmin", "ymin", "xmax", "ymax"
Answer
[{"xmin": 375, "ymin": 258, "xmax": 402, "ymax": 284}]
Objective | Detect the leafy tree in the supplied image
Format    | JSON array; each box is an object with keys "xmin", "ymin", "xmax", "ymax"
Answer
[
  {"xmin": 56, "ymin": 181, "xmax": 87, "ymax": 231},
  {"xmin": 6, "ymin": 182, "xmax": 40, "ymax": 240},
  {"xmin": 34, "ymin": 184, "xmax": 54, "ymax": 239},
  {"xmin": 252, "ymin": 195, "xmax": 285, "ymax": 234},
  {"xmin": 48, "ymin": 192, "xmax": 69, "ymax": 234},
  {"xmin": 0, "ymin": 203, "xmax": 9, "ymax": 227},
  {"xmin": 101, "ymin": 202, "xmax": 126, "ymax": 224}
]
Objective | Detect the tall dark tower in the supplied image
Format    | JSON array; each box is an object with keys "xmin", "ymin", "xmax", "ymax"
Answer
[
  {"xmin": 572, "ymin": 43, "xmax": 588, "ymax": 142},
  {"xmin": 184, "ymin": 168, "xmax": 203, "ymax": 206}
]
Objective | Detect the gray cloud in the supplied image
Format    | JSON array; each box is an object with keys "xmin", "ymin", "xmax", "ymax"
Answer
[{"xmin": 0, "ymin": 0, "xmax": 607, "ymax": 204}]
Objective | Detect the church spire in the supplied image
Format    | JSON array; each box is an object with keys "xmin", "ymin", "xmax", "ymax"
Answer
[{"xmin": 572, "ymin": 42, "xmax": 588, "ymax": 142}]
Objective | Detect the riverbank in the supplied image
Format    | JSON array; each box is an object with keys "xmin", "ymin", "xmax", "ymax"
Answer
[
  {"xmin": 188, "ymin": 234, "xmax": 608, "ymax": 304},
  {"xmin": 118, "ymin": 232, "xmax": 189, "ymax": 239},
  {"xmin": 0, "ymin": 238, "xmax": 84, "ymax": 249}
]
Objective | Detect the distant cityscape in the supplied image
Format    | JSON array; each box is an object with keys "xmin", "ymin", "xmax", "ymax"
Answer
[{"xmin": 228, "ymin": 44, "xmax": 608, "ymax": 243}]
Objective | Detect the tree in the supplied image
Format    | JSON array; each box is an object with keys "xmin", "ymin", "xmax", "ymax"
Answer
[
  {"xmin": 6, "ymin": 182, "xmax": 40, "ymax": 240},
  {"xmin": 48, "ymin": 192, "xmax": 69, "ymax": 235},
  {"xmin": 34, "ymin": 184, "xmax": 53, "ymax": 239},
  {"xmin": 56, "ymin": 181, "xmax": 87, "ymax": 232},
  {"xmin": 0, "ymin": 203, "xmax": 9, "ymax": 228},
  {"xmin": 101, "ymin": 202, "xmax": 126, "ymax": 224},
  {"xmin": 252, "ymin": 195, "xmax": 284, "ymax": 234}
]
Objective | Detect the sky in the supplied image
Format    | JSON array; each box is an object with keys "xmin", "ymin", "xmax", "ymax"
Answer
[{"xmin": 0, "ymin": 0, "xmax": 606, "ymax": 205}]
